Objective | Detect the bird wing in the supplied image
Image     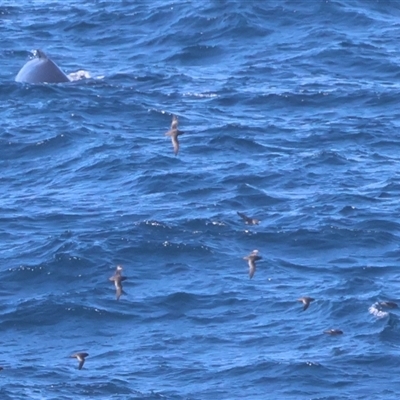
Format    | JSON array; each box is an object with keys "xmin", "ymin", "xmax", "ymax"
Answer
[
  {"xmin": 113, "ymin": 279, "xmax": 122, "ymax": 289},
  {"xmin": 381, "ymin": 301, "xmax": 398, "ymax": 308},
  {"xmin": 237, "ymin": 211, "xmax": 250, "ymax": 223},
  {"xmin": 115, "ymin": 279, "xmax": 123, "ymax": 300},
  {"xmin": 171, "ymin": 135, "xmax": 179, "ymax": 155},
  {"xmin": 303, "ymin": 301, "xmax": 309, "ymax": 311},
  {"xmin": 248, "ymin": 259, "xmax": 256, "ymax": 279},
  {"xmin": 78, "ymin": 358, "xmax": 85, "ymax": 370},
  {"xmin": 171, "ymin": 115, "xmax": 178, "ymax": 130}
]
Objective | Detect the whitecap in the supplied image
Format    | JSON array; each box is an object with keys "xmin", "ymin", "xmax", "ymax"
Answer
[
  {"xmin": 368, "ymin": 302, "xmax": 389, "ymax": 318},
  {"xmin": 67, "ymin": 69, "xmax": 91, "ymax": 81}
]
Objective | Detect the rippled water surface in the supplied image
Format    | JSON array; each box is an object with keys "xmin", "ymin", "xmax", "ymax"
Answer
[{"xmin": 1, "ymin": 1, "xmax": 400, "ymax": 399}]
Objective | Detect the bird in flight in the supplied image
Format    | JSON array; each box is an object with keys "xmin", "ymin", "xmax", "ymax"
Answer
[
  {"xmin": 237, "ymin": 211, "xmax": 260, "ymax": 225},
  {"xmin": 165, "ymin": 115, "xmax": 184, "ymax": 155},
  {"xmin": 71, "ymin": 352, "xmax": 89, "ymax": 370},
  {"xmin": 109, "ymin": 265, "xmax": 127, "ymax": 301},
  {"xmin": 243, "ymin": 250, "xmax": 262, "ymax": 279},
  {"xmin": 297, "ymin": 296, "xmax": 314, "ymax": 311}
]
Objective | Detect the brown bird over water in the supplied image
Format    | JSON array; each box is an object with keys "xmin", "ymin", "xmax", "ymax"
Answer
[
  {"xmin": 379, "ymin": 301, "xmax": 398, "ymax": 308},
  {"xmin": 71, "ymin": 352, "xmax": 89, "ymax": 370},
  {"xmin": 165, "ymin": 115, "xmax": 184, "ymax": 155},
  {"xmin": 109, "ymin": 265, "xmax": 127, "ymax": 301},
  {"xmin": 297, "ymin": 296, "xmax": 314, "ymax": 311},
  {"xmin": 243, "ymin": 250, "xmax": 262, "ymax": 279},
  {"xmin": 237, "ymin": 211, "xmax": 260, "ymax": 225},
  {"xmin": 324, "ymin": 329, "xmax": 343, "ymax": 335}
]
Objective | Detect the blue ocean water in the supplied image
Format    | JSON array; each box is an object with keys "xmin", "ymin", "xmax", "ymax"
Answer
[{"xmin": 1, "ymin": 0, "xmax": 400, "ymax": 398}]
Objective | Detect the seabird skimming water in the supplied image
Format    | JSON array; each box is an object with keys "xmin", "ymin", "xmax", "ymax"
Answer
[
  {"xmin": 379, "ymin": 301, "xmax": 398, "ymax": 308},
  {"xmin": 165, "ymin": 115, "xmax": 184, "ymax": 155},
  {"xmin": 109, "ymin": 265, "xmax": 127, "ymax": 301},
  {"xmin": 297, "ymin": 296, "xmax": 314, "ymax": 311},
  {"xmin": 237, "ymin": 211, "xmax": 259, "ymax": 225},
  {"xmin": 71, "ymin": 352, "xmax": 89, "ymax": 370},
  {"xmin": 243, "ymin": 250, "xmax": 262, "ymax": 279},
  {"xmin": 324, "ymin": 329, "xmax": 343, "ymax": 335}
]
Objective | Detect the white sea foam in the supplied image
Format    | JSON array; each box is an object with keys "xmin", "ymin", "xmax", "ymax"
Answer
[
  {"xmin": 67, "ymin": 69, "xmax": 91, "ymax": 81},
  {"xmin": 368, "ymin": 302, "xmax": 389, "ymax": 318}
]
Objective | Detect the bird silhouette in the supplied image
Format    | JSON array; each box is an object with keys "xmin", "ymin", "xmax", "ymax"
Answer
[
  {"xmin": 71, "ymin": 352, "xmax": 89, "ymax": 370},
  {"xmin": 109, "ymin": 265, "xmax": 127, "ymax": 300},
  {"xmin": 237, "ymin": 211, "xmax": 260, "ymax": 225},
  {"xmin": 297, "ymin": 296, "xmax": 314, "ymax": 311},
  {"xmin": 243, "ymin": 250, "xmax": 262, "ymax": 279},
  {"xmin": 165, "ymin": 115, "xmax": 184, "ymax": 155}
]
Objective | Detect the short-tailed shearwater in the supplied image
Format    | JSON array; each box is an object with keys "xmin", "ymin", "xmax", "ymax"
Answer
[
  {"xmin": 165, "ymin": 115, "xmax": 184, "ymax": 155},
  {"xmin": 109, "ymin": 265, "xmax": 127, "ymax": 301},
  {"xmin": 237, "ymin": 211, "xmax": 259, "ymax": 225},
  {"xmin": 324, "ymin": 329, "xmax": 343, "ymax": 335},
  {"xmin": 297, "ymin": 296, "xmax": 314, "ymax": 311},
  {"xmin": 71, "ymin": 352, "xmax": 89, "ymax": 370},
  {"xmin": 243, "ymin": 250, "xmax": 262, "ymax": 279},
  {"xmin": 379, "ymin": 301, "xmax": 398, "ymax": 308}
]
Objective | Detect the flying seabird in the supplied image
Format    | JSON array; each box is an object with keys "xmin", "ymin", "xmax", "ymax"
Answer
[
  {"xmin": 109, "ymin": 265, "xmax": 127, "ymax": 301},
  {"xmin": 71, "ymin": 352, "xmax": 89, "ymax": 370},
  {"xmin": 243, "ymin": 250, "xmax": 262, "ymax": 279},
  {"xmin": 297, "ymin": 296, "xmax": 314, "ymax": 311},
  {"xmin": 237, "ymin": 211, "xmax": 260, "ymax": 225},
  {"xmin": 379, "ymin": 301, "xmax": 398, "ymax": 308},
  {"xmin": 324, "ymin": 329, "xmax": 343, "ymax": 335},
  {"xmin": 165, "ymin": 115, "xmax": 184, "ymax": 155}
]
